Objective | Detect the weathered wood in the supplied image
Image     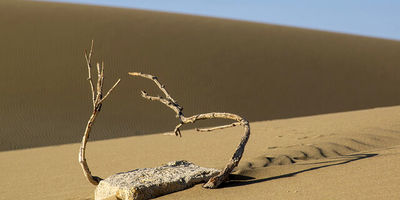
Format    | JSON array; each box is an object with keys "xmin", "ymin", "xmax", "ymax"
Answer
[
  {"xmin": 79, "ymin": 41, "xmax": 121, "ymax": 185},
  {"xmin": 196, "ymin": 122, "xmax": 241, "ymax": 132},
  {"xmin": 129, "ymin": 72, "xmax": 250, "ymax": 188}
]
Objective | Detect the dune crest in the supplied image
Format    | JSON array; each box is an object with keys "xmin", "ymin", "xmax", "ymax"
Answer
[{"xmin": 1, "ymin": 0, "xmax": 400, "ymax": 150}]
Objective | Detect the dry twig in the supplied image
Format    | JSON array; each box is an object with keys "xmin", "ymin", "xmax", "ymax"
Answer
[
  {"xmin": 79, "ymin": 40, "xmax": 121, "ymax": 185},
  {"xmin": 129, "ymin": 72, "xmax": 250, "ymax": 188}
]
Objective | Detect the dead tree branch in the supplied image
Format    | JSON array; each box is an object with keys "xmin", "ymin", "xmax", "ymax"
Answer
[
  {"xmin": 196, "ymin": 122, "xmax": 241, "ymax": 132},
  {"xmin": 128, "ymin": 72, "xmax": 250, "ymax": 188},
  {"xmin": 79, "ymin": 40, "xmax": 121, "ymax": 185}
]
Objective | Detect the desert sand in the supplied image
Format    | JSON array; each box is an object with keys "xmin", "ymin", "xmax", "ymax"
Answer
[
  {"xmin": 1, "ymin": 1, "xmax": 400, "ymax": 199},
  {"xmin": 1, "ymin": 106, "xmax": 400, "ymax": 199},
  {"xmin": 1, "ymin": 0, "xmax": 400, "ymax": 151}
]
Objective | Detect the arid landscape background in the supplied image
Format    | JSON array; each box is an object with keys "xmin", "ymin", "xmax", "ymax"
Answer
[
  {"xmin": 1, "ymin": 0, "xmax": 400, "ymax": 151},
  {"xmin": 1, "ymin": 1, "xmax": 400, "ymax": 199}
]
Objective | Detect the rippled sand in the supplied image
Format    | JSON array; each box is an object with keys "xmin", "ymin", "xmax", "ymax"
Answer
[{"xmin": 1, "ymin": 106, "xmax": 400, "ymax": 199}]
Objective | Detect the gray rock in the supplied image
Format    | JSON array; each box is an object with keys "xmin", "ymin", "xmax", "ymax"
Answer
[{"xmin": 95, "ymin": 160, "xmax": 220, "ymax": 200}]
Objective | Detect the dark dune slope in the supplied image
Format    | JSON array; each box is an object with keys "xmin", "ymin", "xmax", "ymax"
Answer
[{"xmin": 1, "ymin": 1, "xmax": 400, "ymax": 150}]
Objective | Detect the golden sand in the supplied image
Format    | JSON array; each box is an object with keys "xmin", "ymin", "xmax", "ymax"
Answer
[
  {"xmin": 1, "ymin": 0, "xmax": 400, "ymax": 150},
  {"xmin": 1, "ymin": 1, "xmax": 400, "ymax": 199},
  {"xmin": 1, "ymin": 106, "xmax": 400, "ymax": 199}
]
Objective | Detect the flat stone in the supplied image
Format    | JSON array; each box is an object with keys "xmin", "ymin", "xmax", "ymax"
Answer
[{"xmin": 95, "ymin": 160, "xmax": 220, "ymax": 200}]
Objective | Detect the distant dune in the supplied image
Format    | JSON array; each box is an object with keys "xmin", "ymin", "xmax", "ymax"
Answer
[{"xmin": 1, "ymin": 1, "xmax": 400, "ymax": 151}]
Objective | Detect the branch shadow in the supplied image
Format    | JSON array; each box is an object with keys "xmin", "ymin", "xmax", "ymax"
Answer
[{"xmin": 221, "ymin": 153, "xmax": 378, "ymax": 188}]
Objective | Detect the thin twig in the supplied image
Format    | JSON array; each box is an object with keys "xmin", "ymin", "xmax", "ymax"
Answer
[
  {"xmin": 84, "ymin": 40, "xmax": 96, "ymax": 107},
  {"xmin": 98, "ymin": 78, "xmax": 121, "ymax": 104},
  {"xmin": 79, "ymin": 41, "xmax": 121, "ymax": 186},
  {"xmin": 196, "ymin": 122, "xmax": 241, "ymax": 132},
  {"xmin": 129, "ymin": 72, "xmax": 250, "ymax": 188},
  {"xmin": 128, "ymin": 72, "xmax": 179, "ymax": 104}
]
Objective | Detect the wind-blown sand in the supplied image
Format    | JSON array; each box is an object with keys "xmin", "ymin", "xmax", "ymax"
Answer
[
  {"xmin": 1, "ymin": 0, "xmax": 400, "ymax": 151},
  {"xmin": 1, "ymin": 106, "xmax": 400, "ymax": 199},
  {"xmin": 1, "ymin": 1, "xmax": 400, "ymax": 199}
]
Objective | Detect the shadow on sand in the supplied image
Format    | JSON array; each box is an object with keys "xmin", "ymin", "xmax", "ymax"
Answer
[{"xmin": 222, "ymin": 153, "xmax": 377, "ymax": 188}]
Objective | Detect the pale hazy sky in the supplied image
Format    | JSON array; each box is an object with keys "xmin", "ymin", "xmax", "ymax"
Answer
[{"xmin": 41, "ymin": 0, "xmax": 400, "ymax": 41}]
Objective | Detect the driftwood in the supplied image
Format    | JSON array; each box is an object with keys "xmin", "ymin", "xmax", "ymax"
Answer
[
  {"xmin": 79, "ymin": 41, "xmax": 121, "ymax": 185},
  {"xmin": 129, "ymin": 72, "xmax": 250, "ymax": 188}
]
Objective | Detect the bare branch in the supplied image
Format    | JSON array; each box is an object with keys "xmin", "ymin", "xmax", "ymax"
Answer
[
  {"xmin": 196, "ymin": 122, "xmax": 241, "ymax": 132},
  {"xmin": 84, "ymin": 40, "xmax": 95, "ymax": 107},
  {"xmin": 128, "ymin": 72, "xmax": 180, "ymax": 108},
  {"xmin": 100, "ymin": 61, "xmax": 105, "ymax": 94},
  {"xmin": 98, "ymin": 78, "xmax": 121, "ymax": 104},
  {"xmin": 79, "ymin": 41, "xmax": 121, "ymax": 186},
  {"xmin": 174, "ymin": 123, "xmax": 183, "ymax": 137},
  {"xmin": 139, "ymin": 91, "xmax": 182, "ymax": 116},
  {"xmin": 129, "ymin": 72, "xmax": 250, "ymax": 188},
  {"xmin": 96, "ymin": 62, "xmax": 102, "ymax": 101}
]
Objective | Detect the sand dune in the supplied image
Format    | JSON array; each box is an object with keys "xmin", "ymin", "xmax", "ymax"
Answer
[
  {"xmin": 1, "ymin": 106, "xmax": 400, "ymax": 199},
  {"xmin": 1, "ymin": 1, "xmax": 400, "ymax": 150},
  {"xmin": 1, "ymin": 1, "xmax": 400, "ymax": 199}
]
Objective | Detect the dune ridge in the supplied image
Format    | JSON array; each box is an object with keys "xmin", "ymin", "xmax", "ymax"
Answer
[{"xmin": 1, "ymin": 1, "xmax": 400, "ymax": 151}]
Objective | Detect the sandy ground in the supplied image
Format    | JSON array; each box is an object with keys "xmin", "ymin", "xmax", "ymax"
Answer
[
  {"xmin": 1, "ymin": 1, "xmax": 400, "ymax": 199},
  {"xmin": 1, "ymin": 106, "xmax": 400, "ymax": 199}
]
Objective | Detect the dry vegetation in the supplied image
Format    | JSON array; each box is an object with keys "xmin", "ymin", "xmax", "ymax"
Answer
[
  {"xmin": 79, "ymin": 42, "xmax": 250, "ymax": 189},
  {"xmin": 129, "ymin": 72, "xmax": 250, "ymax": 188},
  {"xmin": 79, "ymin": 41, "xmax": 121, "ymax": 185}
]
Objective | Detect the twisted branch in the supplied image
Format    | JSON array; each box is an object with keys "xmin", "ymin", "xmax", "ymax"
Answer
[
  {"xmin": 79, "ymin": 41, "xmax": 121, "ymax": 185},
  {"xmin": 129, "ymin": 72, "xmax": 250, "ymax": 188}
]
